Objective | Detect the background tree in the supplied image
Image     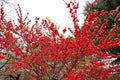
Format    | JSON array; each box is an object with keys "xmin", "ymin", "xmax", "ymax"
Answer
[{"xmin": 84, "ymin": 0, "xmax": 120, "ymax": 64}]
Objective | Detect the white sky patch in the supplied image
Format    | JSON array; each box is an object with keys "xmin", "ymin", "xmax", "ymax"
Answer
[
  {"xmin": 18, "ymin": 0, "xmax": 94, "ymax": 27},
  {"xmin": 1, "ymin": 0, "xmax": 94, "ymax": 36}
]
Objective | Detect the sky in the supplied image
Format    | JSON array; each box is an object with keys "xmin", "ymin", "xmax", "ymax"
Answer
[
  {"xmin": 19, "ymin": 0, "xmax": 93, "ymax": 26},
  {"xmin": 1, "ymin": 0, "xmax": 94, "ymax": 35}
]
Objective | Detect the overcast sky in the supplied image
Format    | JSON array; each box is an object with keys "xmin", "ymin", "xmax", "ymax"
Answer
[{"xmin": 1, "ymin": 0, "xmax": 94, "ymax": 35}]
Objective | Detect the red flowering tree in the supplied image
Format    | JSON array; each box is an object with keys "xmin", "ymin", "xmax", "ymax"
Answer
[{"xmin": 0, "ymin": 0, "xmax": 120, "ymax": 80}]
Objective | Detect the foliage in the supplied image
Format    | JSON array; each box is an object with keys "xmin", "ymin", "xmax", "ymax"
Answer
[
  {"xmin": 0, "ymin": 1, "xmax": 120, "ymax": 80},
  {"xmin": 84, "ymin": 0, "xmax": 120, "ymax": 65},
  {"xmin": 84, "ymin": 0, "xmax": 120, "ymax": 30}
]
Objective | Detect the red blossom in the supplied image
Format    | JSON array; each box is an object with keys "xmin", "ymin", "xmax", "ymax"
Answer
[
  {"xmin": 114, "ymin": 13, "xmax": 120, "ymax": 22},
  {"xmin": 63, "ymin": 28, "xmax": 67, "ymax": 33},
  {"xmin": 0, "ymin": 55, "xmax": 4, "ymax": 60},
  {"xmin": 100, "ymin": 10, "xmax": 108, "ymax": 16}
]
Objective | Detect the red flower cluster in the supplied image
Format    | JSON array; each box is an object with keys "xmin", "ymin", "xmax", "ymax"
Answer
[{"xmin": 0, "ymin": 1, "xmax": 120, "ymax": 80}]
